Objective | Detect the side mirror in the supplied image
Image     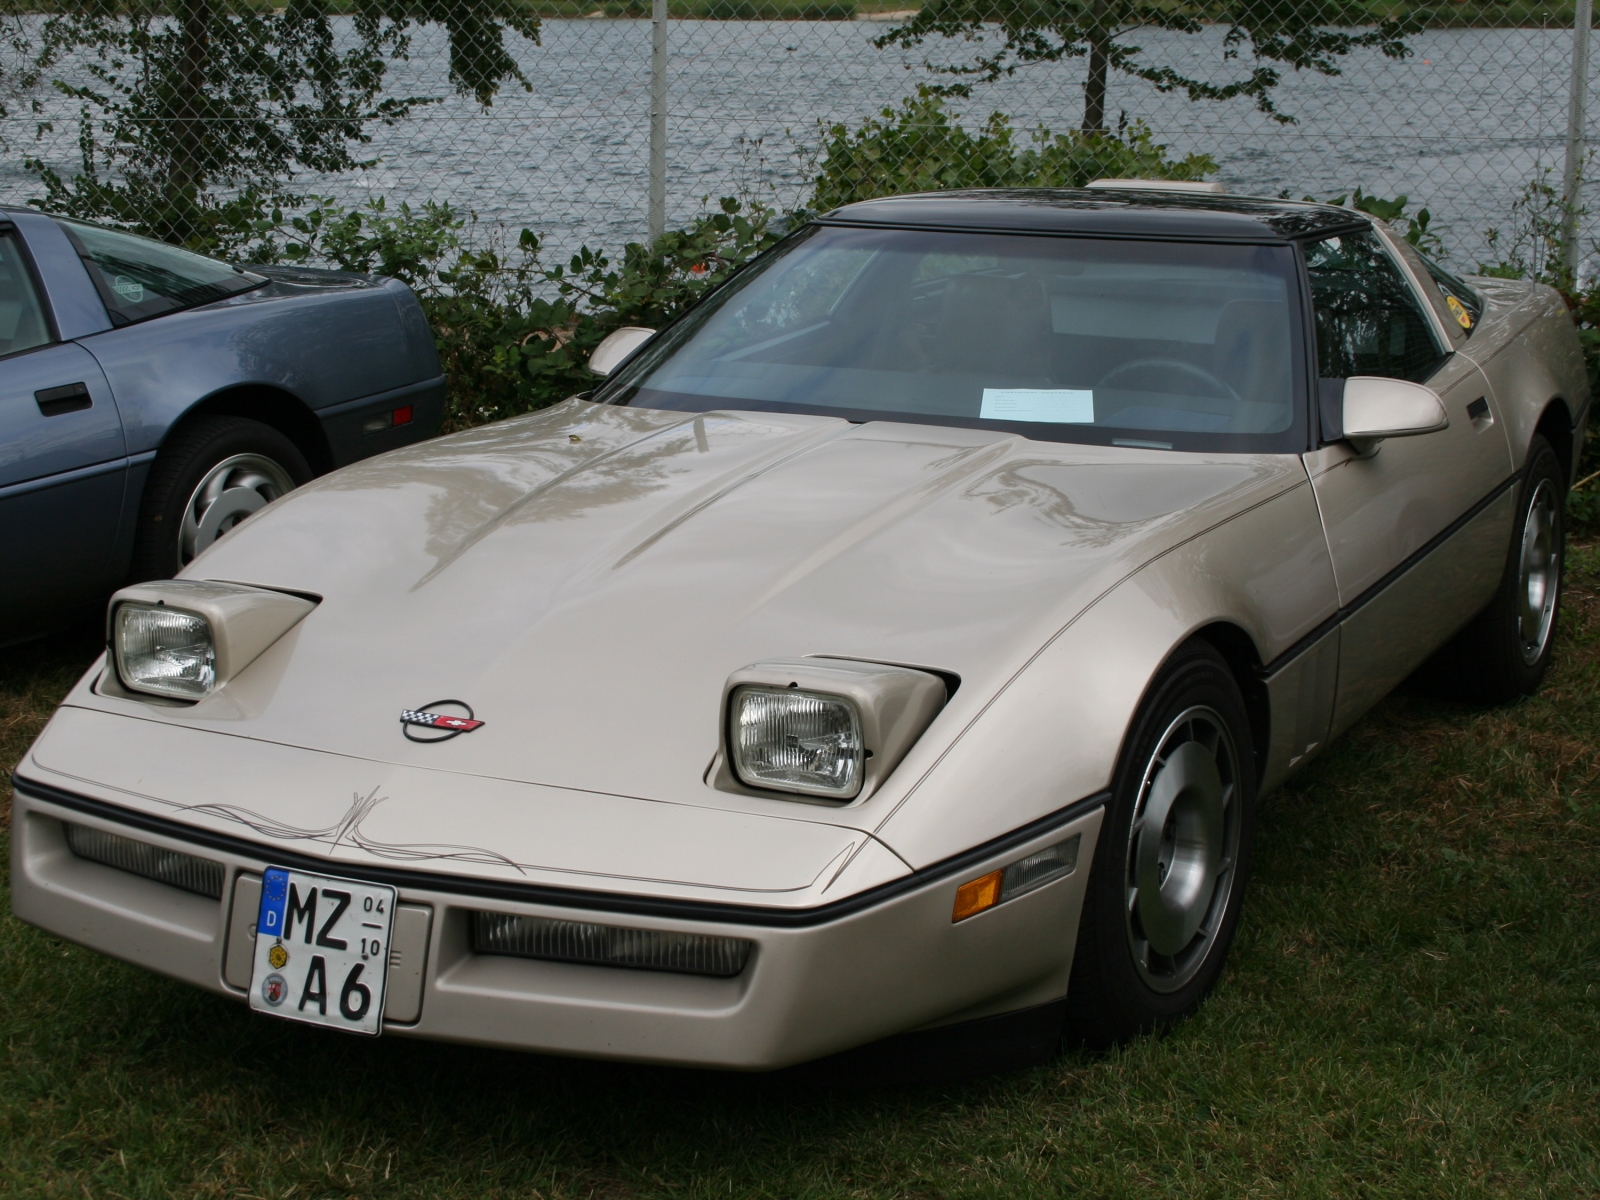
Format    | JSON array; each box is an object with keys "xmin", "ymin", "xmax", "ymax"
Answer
[
  {"xmin": 1322, "ymin": 376, "xmax": 1449, "ymax": 457},
  {"xmin": 588, "ymin": 326, "xmax": 656, "ymax": 378}
]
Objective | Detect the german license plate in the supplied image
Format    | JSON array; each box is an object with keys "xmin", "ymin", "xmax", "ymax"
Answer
[{"xmin": 248, "ymin": 867, "xmax": 395, "ymax": 1035}]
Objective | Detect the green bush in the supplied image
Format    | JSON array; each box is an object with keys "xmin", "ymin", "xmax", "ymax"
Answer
[
  {"xmin": 238, "ymin": 195, "xmax": 779, "ymax": 432},
  {"xmin": 1462, "ymin": 169, "xmax": 1600, "ymax": 532},
  {"xmin": 1556, "ymin": 295, "xmax": 1600, "ymax": 531},
  {"xmin": 214, "ymin": 90, "xmax": 1210, "ymax": 435},
  {"xmin": 192, "ymin": 115, "xmax": 1598, "ymax": 540},
  {"xmin": 808, "ymin": 87, "xmax": 1217, "ymax": 213},
  {"xmin": 1317, "ymin": 187, "xmax": 1446, "ymax": 257}
]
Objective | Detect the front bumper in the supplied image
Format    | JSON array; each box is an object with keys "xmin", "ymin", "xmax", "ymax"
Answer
[{"xmin": 11, "ymin": 778, "xmax": 1102, "ymax": 1070}]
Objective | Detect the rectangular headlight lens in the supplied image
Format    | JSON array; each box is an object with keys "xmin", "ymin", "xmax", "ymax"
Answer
[
  {"xmin": 114, "ymin": 603, "xmax": 215, "ymax": 698},
  {"xmin": 730, "ymin": 686, "xmax": 863, "ymax": 798},
  {"xmin": 64, "ymin": 822, "xmax": 224, "ymax": 899},
  {"xmin": 471, "ymin": 912, "xmax": 752, "ymax": 977}
]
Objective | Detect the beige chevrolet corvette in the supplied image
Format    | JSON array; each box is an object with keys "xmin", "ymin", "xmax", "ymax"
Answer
[{"xmin": 11, "ymin": 185, "xmax": 1589, "ymax": 1072}]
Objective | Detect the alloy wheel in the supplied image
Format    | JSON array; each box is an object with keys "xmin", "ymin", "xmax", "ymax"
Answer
[
  {"xmin": 1517, "ymin": 478, "xmax": 1560, "ymax": 667},
  {"xmin": 1123, "ymin": 705, "xmax": 1243, "ymax": 994},
  {"xmin": 179, "ymin": 453, "xmax": 296, "ymax": 565}
]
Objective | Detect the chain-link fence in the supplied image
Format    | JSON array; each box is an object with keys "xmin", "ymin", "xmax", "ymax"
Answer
[{"xmin": 0, "ymin": 3, "xmax": 1595, "ymax": 276}]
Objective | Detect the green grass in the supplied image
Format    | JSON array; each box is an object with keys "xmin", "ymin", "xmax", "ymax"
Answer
[{"xmin": 3, "ymin": 548, "xmax": 1599, "ymax": 1198}]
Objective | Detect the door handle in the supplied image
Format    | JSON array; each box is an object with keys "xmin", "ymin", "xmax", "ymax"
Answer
[{"xmin": 35, "ymin": 382, "xmax": 92, "ymax": 416}]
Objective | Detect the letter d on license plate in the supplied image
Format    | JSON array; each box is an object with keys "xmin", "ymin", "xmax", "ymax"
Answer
[{"xmin": 249, "ymin": 868, "xmax": 396, "ymax": 1035}]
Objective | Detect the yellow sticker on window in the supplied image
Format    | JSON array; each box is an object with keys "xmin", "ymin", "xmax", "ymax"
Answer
[{"xmin": 1446, "ymin": 294, "xmax": 1473, "ymax": 330}]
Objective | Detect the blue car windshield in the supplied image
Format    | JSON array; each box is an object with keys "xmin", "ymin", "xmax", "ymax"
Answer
[{"xmin": 597, "ymin": 224, "xmax": 1308, "ymax": 453}]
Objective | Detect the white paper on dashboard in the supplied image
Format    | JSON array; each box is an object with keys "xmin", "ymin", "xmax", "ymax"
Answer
[{"xmin": 979, "ymin": 388, "xmax": 1095, "ymax": 424}]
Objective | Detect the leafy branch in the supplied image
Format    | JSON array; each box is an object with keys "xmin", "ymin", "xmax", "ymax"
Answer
[{"xmin": 876, "ymin": 0, "xmax": 1414, "ymax": 133}]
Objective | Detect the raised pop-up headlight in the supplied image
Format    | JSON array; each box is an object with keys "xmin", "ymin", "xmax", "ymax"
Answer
[
  {"xmin": 108, "ymin": 578, "xmax": 317, "ymax": 701},
  {"xmin": 732, "ymin": 687, "xmax": 864, "ymax": 797},
  {"xmin": 722, "ymin": 659, "xmax": 949, "ymax": 802},
  {"xmin": 114, "ymin": 604, "xmax": 216, "ymax": 698}
]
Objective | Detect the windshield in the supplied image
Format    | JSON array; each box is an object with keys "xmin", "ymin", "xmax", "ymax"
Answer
[
  {"xmin": 56, "ymin": 218, "xmax": 265, "ymax": 324},
  {"xmin": 598, "ymin": 224, "xmax": 1308, "ymax": 452}
]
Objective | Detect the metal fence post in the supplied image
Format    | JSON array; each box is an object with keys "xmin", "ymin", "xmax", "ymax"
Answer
[
  {"xmin": 1563, "ymin": 0, "xmax": 1593, "ymax": 280},
  {"xmin": 648, "ymin": 0, "xmax": 669, "ymax": 244}
]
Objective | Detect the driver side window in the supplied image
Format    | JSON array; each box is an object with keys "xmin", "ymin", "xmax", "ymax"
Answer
[
  {"xmin": 0, "ymin": 233, "xmax": 51, "ymax": 358},
  {"xmin": 1305, "ymin": 230, "xmax": 1444, "ymax": 384}
]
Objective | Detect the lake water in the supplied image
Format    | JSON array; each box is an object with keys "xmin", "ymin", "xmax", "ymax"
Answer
[{"xmin": 1, "ymin": 18, "xmax": 1592, "ymax": 272}]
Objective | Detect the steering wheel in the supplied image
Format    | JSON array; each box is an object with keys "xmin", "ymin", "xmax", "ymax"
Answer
[{"xmin": 1097, "ymin": 358, "xmax": 1240, "ymax": 401}]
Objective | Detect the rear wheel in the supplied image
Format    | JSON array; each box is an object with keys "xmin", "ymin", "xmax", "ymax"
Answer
[
  {"xmin": 1425, "ymin": 435, "xmax": 1565, "ymax": 703},
  {"xmin": 130, "ymin": 416, "xmax": 310, "ymax": 581},
  {"xmin": 1065, "ymin": 640, "xmax": 1256, "ymax": 1047}
]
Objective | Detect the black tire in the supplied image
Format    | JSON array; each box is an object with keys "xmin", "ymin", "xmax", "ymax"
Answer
[
  {"xmin": 1064, "ymin": 639, "xmax": 1257, "ymax": 1048},
  {"xmin": 1425, "ymin": 436, "xmax": 1565, "ymax": 705},
  {"xmin": 130, "ymin": 416, "xmax": 312, "ymax": 582}
]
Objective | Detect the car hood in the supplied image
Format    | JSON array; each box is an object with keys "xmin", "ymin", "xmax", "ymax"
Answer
[{"xmin": 72, "ymin": 400, "xmax": 1303, "ymax": 816}]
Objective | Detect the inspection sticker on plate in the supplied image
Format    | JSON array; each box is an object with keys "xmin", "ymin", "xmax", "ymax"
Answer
[{"xmin": 249, "ymin": 867, "xmax": 395, "ymax": 1035}]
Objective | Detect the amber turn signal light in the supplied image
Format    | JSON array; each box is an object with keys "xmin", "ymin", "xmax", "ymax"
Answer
[{"xmin": 952, "ymin": 869, "xmax": 1003, "ymax": 922}]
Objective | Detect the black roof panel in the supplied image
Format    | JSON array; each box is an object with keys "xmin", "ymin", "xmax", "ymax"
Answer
[{"xmin": 818, "ymin": 188, "xmax": 1371, "ymax": 242}]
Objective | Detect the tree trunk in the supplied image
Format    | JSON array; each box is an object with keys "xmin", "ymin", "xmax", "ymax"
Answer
[
  {"xmin": 1082, "ymin": 0, "xmax": 1109, "ymax": 135},
  {"xmin": 171, "ymin": 0, "xmax": 211, "ymax": 199}
]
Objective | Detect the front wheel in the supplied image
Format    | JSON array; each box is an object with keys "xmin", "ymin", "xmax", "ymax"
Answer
[
  {"xmin": 1064, "ymin": 640, "xmax": 1257, "ymax": 1047},
  {"xmin": 130, "ymin": 416, "xmax": 311, "ymax": 581}
]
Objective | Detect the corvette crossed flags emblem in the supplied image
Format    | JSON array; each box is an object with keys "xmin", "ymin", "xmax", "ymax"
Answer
[
  {"xmin": 400, "ymin": 709, "xmax": 483, "ymax": 731},
  {"xmin": 400, "ymin": 700, "xmax": 484, "ymax": 742}
]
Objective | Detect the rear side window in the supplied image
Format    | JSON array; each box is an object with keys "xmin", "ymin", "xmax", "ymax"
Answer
[
  {"xmin": 55, "ymin": 219, "xmax": 265, "ymax": 325},
  {"xmin": 1418, "ymin": 254, "xmax": 1483, "ymax": 334},
  {"xmin": 1305, "ymin": 230, "xmax": 1445, "ymax": 383},
  {"xmin": 0, "ymin": 232, "xmax": 51, "ymax": 357}
]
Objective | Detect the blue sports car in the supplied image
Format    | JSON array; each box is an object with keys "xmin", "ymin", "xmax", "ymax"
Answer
[{"xmin": 1, "ymin": 208, "xmax": 445, "ymax": 637}]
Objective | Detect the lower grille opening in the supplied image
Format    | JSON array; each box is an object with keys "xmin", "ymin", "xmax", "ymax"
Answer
[
  {"xmin": 471, "ymin": 911, "xmax": 752, "ymax": 978},
  {"xmin": 64, "ymin": 822, "xmax": 224, "ymax": 899}
]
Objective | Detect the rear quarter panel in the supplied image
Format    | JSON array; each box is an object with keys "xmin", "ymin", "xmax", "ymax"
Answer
[
  {"xmin": 1459, "ymin": 279, "xmax": 1588, "ymax": 475},
  {"xmin": 79, "ymin": 281, "xmax": 425, "ymax": 456},
  {"xmin": 388, "ymin": 282, "xmax": 442, "ymax": 381}
]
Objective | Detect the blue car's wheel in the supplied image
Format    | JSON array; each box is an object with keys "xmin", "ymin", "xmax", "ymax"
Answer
[{"xmin": 131, "ymin": 416, "xmax": 311, "ymax": 580}]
